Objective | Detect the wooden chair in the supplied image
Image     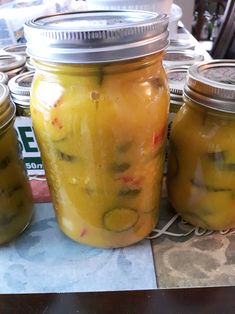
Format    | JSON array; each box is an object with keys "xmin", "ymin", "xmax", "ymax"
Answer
[{"xmin": 210, "ymin": 0, "xmax": 235, "ymax": 58}]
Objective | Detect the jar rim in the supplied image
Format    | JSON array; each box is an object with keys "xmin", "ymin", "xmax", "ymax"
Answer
[
  {"xmin": 24, "ymin": 10, "xmax": 169, "ymax": 63},
  {"xmin": 184, "ymin": 60, "xmax": 235, "ymax": 113}
]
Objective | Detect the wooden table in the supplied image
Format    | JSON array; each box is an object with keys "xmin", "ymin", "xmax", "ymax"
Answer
[{"xmin": 1, "ymin": 286, "xmax": 235, "ymax": 314}]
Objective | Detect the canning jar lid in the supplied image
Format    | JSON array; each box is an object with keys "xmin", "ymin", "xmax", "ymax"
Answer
[
  {"xmin": 0, "ymin": 83, "xmax": 16, "ymax": 130},
  {"xmin": 0, "ymin": 72, "xmax": 8, "ymax": 84},
  {"xmin": 184, "ymin": 60, "xmax": 235, "ymax": 113},
  {"xmin": 2, "ymin": 44, "xmax": 28, "ymax": 58},
  {"xmin": 167, "ymin": 66, "xmax": 188, "ymax": 105},
  {"xmin": 163, "ymin": 50, "xmax": 204, "ymax": 68},
  {"xmin": 24, "ymin": 10, "xmax": 169, "ymax": 63},
  {"xmin": 0, "ymin": 54, "xmax": 26, "ymax": 72},
  {"xmin": 8, "ymin": 70, "xmax": 34, "ymax": 97}
]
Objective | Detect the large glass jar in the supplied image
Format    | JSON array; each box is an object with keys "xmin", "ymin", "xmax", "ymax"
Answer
[
  {"xmin": 0, "ymin": 83, "xmax": 33, "ymax": 244},
  {"xmin": 167, "ymin": 60, "xmax": 235, "ymax": 230},
  {"xmin": 24, "ymin": 11, "xmax": 169, "ymax": 248}
]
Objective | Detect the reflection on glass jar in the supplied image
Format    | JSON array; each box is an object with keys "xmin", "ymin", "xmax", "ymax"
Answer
[
  {"xmin": 25, "ymin": 10, "xmax": 169, "ymax": 248},
  {"xmin": 167, "ymin": 60, "xmax": 235, "ymax": 230},
  {"xmin": 0, "ymin": 83, "xmax": 33, "ymax": 245}
]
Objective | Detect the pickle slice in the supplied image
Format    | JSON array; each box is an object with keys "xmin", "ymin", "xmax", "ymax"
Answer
[
  {"xmin": 103, "ymin": 208, "xmax": 139, "ymax": 232},
  {"xmin": 0, "ymin": 156, "xmax": 11, "ymax": 170},
  {"xmin": 191, "ymin": 178, "xmax": 231, "ymax": 192},
  {"xmin": 57, "ymin": 150, "xmax": 78, "ymax": 162},
  {"xmin": 118, "ymin": 188, "xmax": 141, "ymax": 197},
  {"xmin": 111, "ymin": 162, "xmax": 130, "ymax": 172}
]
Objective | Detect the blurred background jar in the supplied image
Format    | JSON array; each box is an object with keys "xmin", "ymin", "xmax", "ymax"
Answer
[
  {"xmin": 167, "ymin": 60, "xmax": 235, "ymax": 231},
  {"xmin": 8, "ymin": 71, "xmax": 50, "ymax": 203},
  {"xmin": 24, "ymin": 10, "xmax": 169, "ymax": 248},
  {"xmin": 164, "ymin": 66, "xmax": 187, "ymax": 175},
  {"xmin": 0, "ymin": 83, "xmax": 33, "ymax": 244}
]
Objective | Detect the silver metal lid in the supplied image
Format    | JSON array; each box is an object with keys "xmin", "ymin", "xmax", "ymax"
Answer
[
  {"xmin": 8, "ymin": 71, "xmax": 34, "ymax": 98},
  {"xmin": 0, "ymin": 84, "xmax": 15, "ymax": 130},
  {"xmin": 184, "ymin": 60, "xmax": 235, "ymax": 113},
  {"xmin": 0, "ymin": 54, "xmax": 26, "ymax": 72},
  {"xmin": 163, "ymin": 50, "xmax": 204, "ymax": 68},
  {"xmin": 24, "ymin": 10, "xmax": 169, "ymax": 63},
  {"xmin": 0, "ymin": 72, "xmax": 8, "ymax": 84},
  {"xmin": 2, "ymin": 44, "xmax": 27, "ymax": 57}
]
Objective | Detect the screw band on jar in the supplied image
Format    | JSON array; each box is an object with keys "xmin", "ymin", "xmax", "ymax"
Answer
[{"xmin": 24, "ymin": 10, "xmax": 169, "ymax": 63}]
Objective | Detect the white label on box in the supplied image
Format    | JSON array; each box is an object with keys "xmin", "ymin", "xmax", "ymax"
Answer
[{"xmin": 14, "ymin": 116, "xmax": 45, "ymax": 176}]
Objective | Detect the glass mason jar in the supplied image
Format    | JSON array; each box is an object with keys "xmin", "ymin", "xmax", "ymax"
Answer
[
  {"xmin": 8, "ymin": 71, "xmax": 49, "ymax": 202},
  {"xmin": 0, "ymin": 83, "xmax": 33, "ymax": 244},
  {"xmin": 167, "ymin": 60, "xmax": 235, "ymax": 230},
  {"xmin": 24, "ymin": 11, "xmax": 169, "ymax": 248}
]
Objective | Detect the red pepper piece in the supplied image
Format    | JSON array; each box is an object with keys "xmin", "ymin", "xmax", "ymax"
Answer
[
  {"xmin": 51, "ymin": 117, "xmax": 63, "ymax": 129},
  {"xmin": 152, "ymin": 126, "xmax": 165, "ymax": 147},
  {"xmin": 79, "ymin": 228, "xmax": 87, "ymax": 237},
  {"xmin": 116, "ymin": 175, "xmax": 144, "ymax": 187}
]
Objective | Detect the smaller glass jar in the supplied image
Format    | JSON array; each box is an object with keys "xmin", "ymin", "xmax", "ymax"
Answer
[
  {"xmin": 8, "ymin": 71, "xmax": 46, "ymax": 179},
  {"xmin": 167, "ymin": 60, "xmax": 235, "ymax": 230},
  {"xmin": 0, "ymin": 54, "xmax": 26, "ymax": 79},
  {"xmin": 0, "ymin": 83, "xmax": 33, "ymax": 244},
  {"xmin": 8, "ymin": 70, "xmax": 33, "ymax": 117}
]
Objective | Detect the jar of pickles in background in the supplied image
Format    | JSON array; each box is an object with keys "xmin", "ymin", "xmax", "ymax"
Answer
[
  {"xmin": 164, "ymin": 66, "xmax": 187, "ymax": 176},
  {"xmin": 167, "ymin": 60, "xmax": 235, "ymax": 230},
  {"xmin": 24, "ymin": 10, "xmax": 169, "ymax": 248},
  {"xmin": 8, "ymin": 71, "xmax": 50, "ymax": 203},
  {"xmin": 167, "ymin": 66, "xmax": 188, "ymax": 131},
  {"xmin": 0, "ymin": 83, "xmax": 33, "ymax": 245}
]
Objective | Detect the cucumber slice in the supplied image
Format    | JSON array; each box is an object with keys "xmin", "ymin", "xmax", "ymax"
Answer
[
  {"xmin": 8, "ymin": 185, "xmax": 22, "ymax": 197},
  {"xmin": 118, "ymin": 188, "xmax": 141, "ymax": 197},
  {"xmin": 57, "ymin": 150, "xmax": 78, "ymax": 162},
  {"xmin": 117, "ymin": 141, "xmax": 132, "ymax": 153},
  {"xmin": 207, "ymin": 151, "xmax": 225, "ymax": 163},
  {"xmin": 180, "ymin": 211, "xmax": 211, "ymax": 229},
  {"xmin": 111, "ymin": 162, "xmax": 130, "ymax": 172},
  {"xmin": 0, "ymin": 213, "xmax": 18, "ymax": 226},
  {"xmin": 0, "ymin": 156, "xmax": 11, "ymax": 170},
  {"xmin": 191, "ymin": 178, "xmax": 231, "ymax": 192},
  {"xmin": 103, "ymin": 208, "xmax": 139, "ymax": 232}
]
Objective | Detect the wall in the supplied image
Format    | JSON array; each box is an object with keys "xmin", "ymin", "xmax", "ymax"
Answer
[{"xmin": 174, "ymin": 0, "xmax": 195, "ymax": 32}]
